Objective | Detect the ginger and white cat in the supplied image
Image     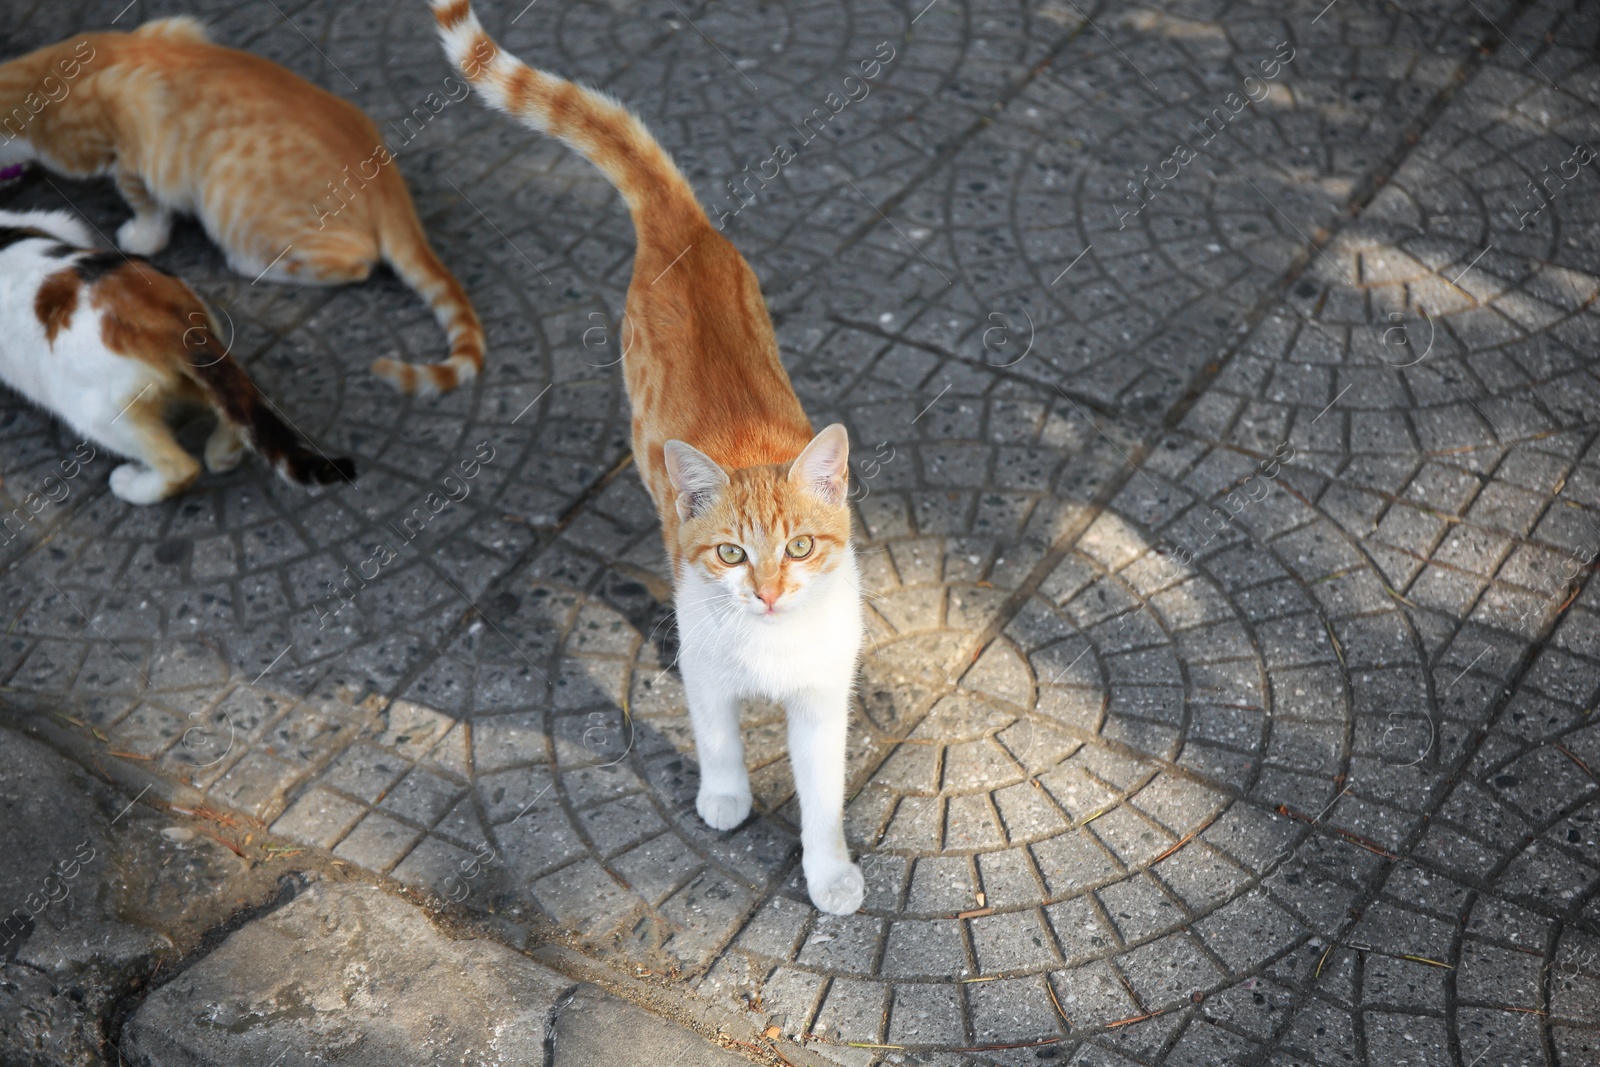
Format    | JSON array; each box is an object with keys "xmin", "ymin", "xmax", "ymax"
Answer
[
  {"xmin": 0, "ymin": 17, "xmax": 483, "ymax": 395},
  {"xmin": 0, "ymin": 209, "xmax": 354, "ymax": 503},
  {"xmin": 432, "ymin": 0, "xmax": 866, "ymax": 913}
]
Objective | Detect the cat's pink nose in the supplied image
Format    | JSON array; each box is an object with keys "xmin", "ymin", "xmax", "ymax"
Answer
[{"xmin": 757, "ymin": 587, "xmax": 779, "ymax": 610}]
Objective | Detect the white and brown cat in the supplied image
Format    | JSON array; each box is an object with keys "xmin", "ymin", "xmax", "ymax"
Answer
[
  {"xmin": 433, "ymin": 0, "xmax": 866, "ymax": 912},
  {"xmin": 0, "ymin": 17, "xmax": 483, "ymax": 395},
  {"xmin": 0, "ymin": 209, "xmax": 354, "ymax": 503}
]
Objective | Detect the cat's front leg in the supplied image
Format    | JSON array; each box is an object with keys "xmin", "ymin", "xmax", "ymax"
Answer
[
  {"xmin": 113, "ymin": 169, "xmax": 172, "ymax": 256},
  {"xmin": 787, "ymin": 687, "xmax": 864, "ymax": 915},
  {"xmin": 682, "ymin": 660, "xmax": 752, "ymax": 831}
]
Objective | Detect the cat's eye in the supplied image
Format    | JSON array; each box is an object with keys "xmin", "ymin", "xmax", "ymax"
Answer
[
  {"xmin": 786, "ymin": 535, "xmax": 814, "ymax": 559},
  {"xmin": 716, "ymin": 543, "xmax": 746, "ymax": 565}
]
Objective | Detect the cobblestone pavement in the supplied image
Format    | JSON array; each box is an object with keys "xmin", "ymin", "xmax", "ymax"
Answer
[{"xmin": 2, "ymin": 0, "xmax": 1599, "ymax": 1064}]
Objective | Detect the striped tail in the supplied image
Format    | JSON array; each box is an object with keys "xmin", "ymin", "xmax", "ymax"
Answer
[
  {"xmin": 371, "ymin": 209, "xmax": 487, "ymax": 396},
  {"xmin": 428, "ymin": 0, "xmax": 705, "ymax": 226},
  {"xmin": 182, "ymin": 328, "xmax": 356, "ymax": 486}
]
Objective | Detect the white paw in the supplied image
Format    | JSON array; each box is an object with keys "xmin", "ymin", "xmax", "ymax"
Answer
[
  {"xmin": 116, "ymin": 216, "xmax": 170, "ymax": 256},
  {"xmin": 204, "ymin": 431, "xmax": 245, "ymax": 473},
  {"xmin": 696, "ymin": 790, "xmax": 751, "ymax": 831},
  {"xmin": 109, "ymin": 463, "xmax": 173, "ymax": 505},
  {"xmin": 804, "ymin": 857, "xmax": 864, "ymax": 915},
  {"xmin": 205, "ymin": 445, "xmax": 244, "ymax": 473}
]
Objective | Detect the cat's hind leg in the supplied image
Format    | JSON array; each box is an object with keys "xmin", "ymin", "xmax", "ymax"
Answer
[
  {"xmin": 682, "ymin": 659, "xmax": 752, "ymax": 831},
  {"xmin": 101, "ymin": 396, "xmax": 200, "ymax": 505},
  {"xmin": 787, "ymin": 687, "xmax": 864, "ymax": 915},
  {"xmin": 113, "ymin": 170, "xmax": 173, "ymax": 256}
]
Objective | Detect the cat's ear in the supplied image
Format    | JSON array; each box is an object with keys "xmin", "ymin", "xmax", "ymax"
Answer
[
  {"xmin": 789, "ymin": 423, "xmax": 849, "ymax": 507},
  {"xmin": 664, "ymin": 440, "xmax": 729, "ymax": 522}
]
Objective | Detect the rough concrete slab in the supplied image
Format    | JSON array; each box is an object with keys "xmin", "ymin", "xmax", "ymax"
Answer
[
  {"xmin": 122, "ymin": 882, "xmax": 749, "ymax": 1067},
  {"xmin": 0, "ymin": 726, "xmax": 290, "ymax": 1067}
]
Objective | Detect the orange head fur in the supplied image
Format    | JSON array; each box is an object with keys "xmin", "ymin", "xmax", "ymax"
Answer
[{"xmin": 666, "ymin": 425, "xmax": 851, "ymax": 618}]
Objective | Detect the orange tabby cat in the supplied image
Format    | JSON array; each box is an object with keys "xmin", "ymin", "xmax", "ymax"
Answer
[
  {"xmin": 432, "ymin": 0, "xmax": 867, "ymax": 914},
  {"xmin": 0, "ymin": 17, "xmax": 483, "ymax": 395}
]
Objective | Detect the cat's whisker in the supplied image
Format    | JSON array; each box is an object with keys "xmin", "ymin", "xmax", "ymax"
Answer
[
  {"xmin": 682, "ymin": 589, "xmax": 737, "ymax": 606},
  {"xmin": 643, "ymin": 590, "xmax": 739, "ymax": 660},
  {"xmin": 645, "ymin": 609, "xmax": 678, "ymax": 647},
  {"xmin": 646, "ymin": 596, "xmax": 745, "ymax": 683},
  {"xmin": 841, "ymin": 574, "xmax": 892, "ymax": 607}
]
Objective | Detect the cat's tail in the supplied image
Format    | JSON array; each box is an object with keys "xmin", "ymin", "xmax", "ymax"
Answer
[
  {"xmin": 180, "ymin": 326, "xmax": 357, "ymax": 487},
  {"xmin": 428, "ymin": 0, "xmax": 705, "ymax": 228},
  {"xmin": 371, "ymin": 211, "xmax": 487, "ymax": 396}
]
